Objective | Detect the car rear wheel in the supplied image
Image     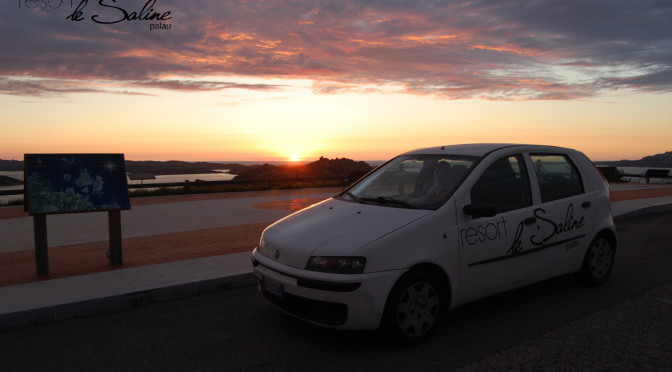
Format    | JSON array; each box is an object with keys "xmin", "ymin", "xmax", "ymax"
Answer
[
  {"xmin": 578, "ymin": 233, "xmax": 615, "ymax": 286},
  {"xmin": 380, "ymin": 270, "xmax": 446, "ymax": 345}
]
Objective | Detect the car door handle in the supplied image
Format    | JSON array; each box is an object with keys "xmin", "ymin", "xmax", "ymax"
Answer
[
  {"xmin": 581, "ymin": 201, "xmax": 591, "ymax": 209},
  {"xmin": 524, "ymin": 217, "xmax": 537, "ymax": 225}
]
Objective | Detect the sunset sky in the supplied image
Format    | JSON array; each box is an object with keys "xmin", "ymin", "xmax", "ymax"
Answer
[{"xmin": 1, "ymin": 0, "xmax": 671, "ymax": 162}]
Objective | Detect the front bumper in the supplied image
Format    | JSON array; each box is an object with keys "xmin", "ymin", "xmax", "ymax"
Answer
[{"xmin": 252, "ymin": 249, "xmax": 403, "ymax": 330}]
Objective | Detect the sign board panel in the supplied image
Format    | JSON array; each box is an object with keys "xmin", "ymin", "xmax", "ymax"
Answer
[{"xmin": 24, "ymin": 154, "xmax": 131, "ymax": 215}]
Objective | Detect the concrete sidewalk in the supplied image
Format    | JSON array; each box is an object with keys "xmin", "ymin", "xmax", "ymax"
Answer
[
  {"xmin": 0, "ymin": 188, "xmax": 341, "ymax": 330},
  {"xmin": 1, "ymin": 185, "xmax": 672, "ymax": 331}
]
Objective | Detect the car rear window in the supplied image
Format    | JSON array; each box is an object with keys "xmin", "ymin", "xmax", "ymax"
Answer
[{"xmin": 531, "ymin": 154, "xmax": 584, "ymax": 202}]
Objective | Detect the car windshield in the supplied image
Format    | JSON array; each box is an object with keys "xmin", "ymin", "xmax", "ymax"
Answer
[{"xmin": 340, "ymin": 154, "xmax": 479, "ymax": 209}]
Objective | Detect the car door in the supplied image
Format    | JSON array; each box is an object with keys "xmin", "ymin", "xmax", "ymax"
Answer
[
  {"xmin": 527, "ymin": 153, "xmax": 596, "ymax": 276},
  {"xmin": 455, "ymin": 154, "xmax": 540, "ymax": 299}
]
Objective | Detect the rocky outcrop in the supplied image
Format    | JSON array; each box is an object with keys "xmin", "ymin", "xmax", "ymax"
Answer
[{"xmin": 233, "ymin": 157, "xmax": 372, "ymax": 181}]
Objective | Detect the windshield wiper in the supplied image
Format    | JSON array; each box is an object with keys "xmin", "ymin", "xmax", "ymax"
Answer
[
  {"xmin": 342, "ymin": 191, "xmax": 365, "ymax": 204},
  {"xmin": 357, "ymin": 196, "xmax": 414, "ymax": 209},
  {"xmin": 341, "ymin": 192, "xmax": 414, "ymax": 209},
  {"xmin": 375, "ymin": 196, "xmax": 414, "ymax": 209}
]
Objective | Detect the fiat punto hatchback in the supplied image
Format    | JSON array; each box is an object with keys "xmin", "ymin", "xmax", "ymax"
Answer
[{"xmin": 252, "ymin": 144, "xmax": 616, "ymax": 344}]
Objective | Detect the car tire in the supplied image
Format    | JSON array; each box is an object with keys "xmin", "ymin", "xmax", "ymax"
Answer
[
  {"xmin": 577, "ymin": 232, "xmax": 615, "ymax": 286},
  {"xmin": 380, "ymin": 269, "xmax": 447, "ymax": 345}
]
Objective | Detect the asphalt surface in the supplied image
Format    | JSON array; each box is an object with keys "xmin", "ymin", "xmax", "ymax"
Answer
[{"xmin": 459, "ymin": 211, "xmax": 672, "ymax": 371}]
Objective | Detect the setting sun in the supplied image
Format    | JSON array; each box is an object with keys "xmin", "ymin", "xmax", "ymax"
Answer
[{"xmin": 289, "ymin": 154, "xmax": 301, "ymax": 162}]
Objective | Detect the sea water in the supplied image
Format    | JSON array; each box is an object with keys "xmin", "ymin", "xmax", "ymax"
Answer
[
  {"xmin": 126, "ymin": 170, "xmax": 235, "ymax": 185},
  {"xmin": 0, "ymin": 170, "xmax": 237, "ymax": 203}
]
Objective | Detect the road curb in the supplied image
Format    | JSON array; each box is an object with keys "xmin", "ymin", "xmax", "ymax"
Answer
[
  {"xmin": 0, "ymin": 273, "xmax": 256, "ymax": 332},
  {"xmin": 614, "ymin": 202, "xmax": 672, "ymax": 221}
]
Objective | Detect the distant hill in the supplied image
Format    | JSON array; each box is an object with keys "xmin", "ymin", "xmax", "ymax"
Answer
[
  {"xmin": 0, "ymin": 159, "xmax": 23, "ymax": 171},
  {"xmin": 125, "ymin": 161, "xmax": 247, "ymax": 175},
  {"xmin": 233, "ymin": 157, "xmax": 373, "ymax": 181},
  {"xmin": 599, "ymin": 151, "xmax": 672, "ymax": 168},
  {"xmin": 0, "ymin": 159, "xmax": 244, "ymax": 175}
]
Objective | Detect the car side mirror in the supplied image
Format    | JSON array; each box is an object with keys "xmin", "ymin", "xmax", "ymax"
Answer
[{"xmin": 463, "ymin": 203, "xmax": 498, "ymax": 218}]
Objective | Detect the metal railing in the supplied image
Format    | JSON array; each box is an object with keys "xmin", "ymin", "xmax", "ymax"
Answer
[
  {"xmin": 1, "ymin": 176, "xmax": 357, "ymax": 197},
  {"xmin": 597, "ymin": 167, "xmax": 672, "ymax": 184}
]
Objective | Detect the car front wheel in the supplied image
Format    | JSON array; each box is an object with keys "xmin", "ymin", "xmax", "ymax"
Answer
[{"xmin": 380, "ymin": 270, "xmax": 447, "ymax": 345}]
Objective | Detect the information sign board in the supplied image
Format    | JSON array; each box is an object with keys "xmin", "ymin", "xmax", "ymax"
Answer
[{"xmin": 24, "ymin": 154, "xmax": 131, "ymax": 215}]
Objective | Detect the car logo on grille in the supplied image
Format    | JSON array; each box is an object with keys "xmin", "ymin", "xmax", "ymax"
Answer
[{"xmin": 274, "ymin": 249, "xmax": 280, "ymax": 259}]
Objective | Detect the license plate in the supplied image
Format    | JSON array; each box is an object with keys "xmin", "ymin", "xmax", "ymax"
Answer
[{"xmin": 261, "ymin": 276, "xmax": 285, "ymax": 298}]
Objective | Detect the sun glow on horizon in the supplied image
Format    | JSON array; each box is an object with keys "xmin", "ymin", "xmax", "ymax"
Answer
[{"xmin": 0, "ymin": 82, "xmax": 671, "ymax": 163}]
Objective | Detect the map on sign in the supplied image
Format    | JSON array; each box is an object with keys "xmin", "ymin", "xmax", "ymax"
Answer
[{"xmin": 24, "ymin": 154, "xmax": 131, "ymax": 215}]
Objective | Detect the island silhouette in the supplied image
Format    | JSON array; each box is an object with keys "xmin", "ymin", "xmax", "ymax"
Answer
[{"xmin": 2, "ymin": 151, "xmax": 672, "ymax": 187}]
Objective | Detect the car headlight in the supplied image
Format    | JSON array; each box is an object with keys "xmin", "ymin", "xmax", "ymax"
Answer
[{"xmin": 305, "ymin": 256, "xmax": 367, "ymax": 274}]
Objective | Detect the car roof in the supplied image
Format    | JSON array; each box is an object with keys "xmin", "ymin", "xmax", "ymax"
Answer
[{"xmin": 402, "ymin": 143, "xmax": 579, "ymax": 157}]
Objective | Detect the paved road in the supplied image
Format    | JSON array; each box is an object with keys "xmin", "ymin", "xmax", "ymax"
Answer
[
  {"xmin": 1, "ymin": 213, "xmax": 671, "ymax": 371},
  {"xmin": 0, "ymin": 189, "xmax": 340, "ymax": 253}
]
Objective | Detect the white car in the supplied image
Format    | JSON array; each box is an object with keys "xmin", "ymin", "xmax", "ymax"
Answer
[{"xmin": 252, "ymin": 144, "xmax": 616, "ymax": 344}]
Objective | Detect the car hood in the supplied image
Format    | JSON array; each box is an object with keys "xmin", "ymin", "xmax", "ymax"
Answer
[{"xmin": 258, "ymin": 198, "xmax": 432, "ymax": 269}]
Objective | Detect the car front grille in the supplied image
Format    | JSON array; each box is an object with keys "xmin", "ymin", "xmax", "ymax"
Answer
[{"xmin": 260, "ymin": 286, "xmax": 348, "ymax": 326}]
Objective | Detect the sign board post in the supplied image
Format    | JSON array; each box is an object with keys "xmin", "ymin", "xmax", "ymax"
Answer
[
  {"xmin": 24, "ymin": 154, "xmax": 131, "ymax": 275},
  {"xmin": 108, "ymin": 210, "xmax": 123, "ymax": 266},
  {"xmin": 33, "ymin": 214, "xmax": 49, "ymax": 275}
]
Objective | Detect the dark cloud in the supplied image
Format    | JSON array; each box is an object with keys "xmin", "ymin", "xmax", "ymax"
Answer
[
  {"xmin": 2, "ymin": 0, "xmax": 670, "ymax": 100},
  {"xmin": 132, "ymin": 79, "xmax": 284, "ymax": 92}
]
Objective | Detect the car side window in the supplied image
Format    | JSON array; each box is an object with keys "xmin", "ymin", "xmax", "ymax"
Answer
[
  {"xmin": 531, "ymin": 154, "xmax": 584, "ymax": 202},
  {"xmin": 471, "ymin": 155, "xmax": 532, "ymax": 214}
]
